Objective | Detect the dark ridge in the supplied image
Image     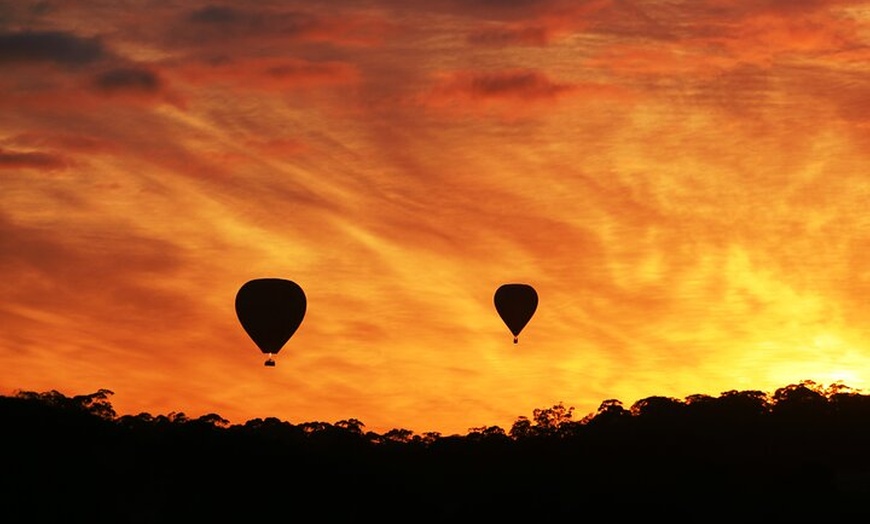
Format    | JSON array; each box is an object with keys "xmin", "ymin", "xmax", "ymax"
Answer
[{"xmin": 3, "ymin": 380, "xmax": 870, "ymax": 521}]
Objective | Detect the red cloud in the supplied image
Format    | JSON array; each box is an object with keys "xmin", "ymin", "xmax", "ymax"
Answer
[
  {"xmin": 422, "ymin": 68, "xmax": 631, "ymax": 118},
  {"xmin": 7, "ymin": 133, "xmax": 113, "ymax": 155},
  {"xmin": 175, "ymin": 5, "xmax": 391, "ymax": 49},
  {"xmin": 174, "ymin": 57, "xmax": 359, "ymax": 92},
  {"xmin": 467, "ymin": 25, "xmax": 552, "ymax": 46},
  {"xmin": 431, "ymin": 69, "xmax": 574, "ymax": 101},
  {"xmin": 0, "ymin": 148, "xmax": 71, "ymax": 171},
  {"xmin": 464, "ymin": 0, "xmax": 608, "ymax": 46},
  {"xmin": 0, "ymin": 30, "xmax": 105, "ymax": 66},
  {"xmin": 93, "ymin": 67, "xmax": 163, "ymax": 95}
]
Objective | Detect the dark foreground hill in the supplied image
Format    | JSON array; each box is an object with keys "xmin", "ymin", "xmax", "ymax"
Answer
[{"xmin": 3, "ymin": 381, "xmax": 870, "ymax": 522}]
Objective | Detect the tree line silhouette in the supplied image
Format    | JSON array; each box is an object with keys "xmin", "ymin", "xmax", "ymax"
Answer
[{"xmin": 4, "ymin": 380, "xmax": 870, "ymax": 521}]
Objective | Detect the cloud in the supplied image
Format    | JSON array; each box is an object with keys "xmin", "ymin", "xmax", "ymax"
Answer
[
  {"xmin": 464, "ymin": 0, "xmax": 608, "ymax": 46},
  {"xmin": 93, "ymin": 67, "xmax": 162, "ymax": 95},
  {"xmin": 182, "ymin": 4, "xmax": 320, "ymax": 39},
  {"xmin": 0, "ymin": 135, "xmax": 108, "ymax": 174},
  {"xmin": 87, "ymin": 66, "xmax": 184, "ymax": 107},
  {"xmin": 0, "ymin": 30, "xmax": 105, "ymax": 66},
  {"xmin": 173, "ymin": 57, "xmax": 359, "ymax": 92},
  {"xmin": 0, "ymin": 27, "xmax": 178, "ymax": 110},
  {"xmin": 427, "ymin": 69, "xmax": 573, "ymax": 104},
  {"xmin": 186, "ymin": 4, "xmax": 242, "ymax": 24},
  {"xmin": 2, "ymin": 0, "xmax": 869, "ymax": 436},
  {"xmin": 0, "ymin": 210, "xmax": 193, "ymax": 342},
  {"xmin": 467, "ymin": 25, "xmax": 552, "ymax": 46},
  {"xmin": 172, "ymin": 4, "xmax": 389, "ymax": 49},
  {"xmin": 566, "ymin": 0, "xmax": 868, "ymax": 72},
  {"xmin": 5, "ymin": 133, "xmax": 113, "ymax": 155},
  {"xmin": 422, "ymin": 68, "xmax": 631, "ymax": 118},
  {"xmin": 707, "ymin": 10, "xmax": 864, "ymax": 64},
  {"xmin": 420, "ymin": 0, "xmax": 589, "ymax": 21},
  {"xmin": 0, "ymin": 148, "xmax": 70, "ymax": 171},
  {"xmin": 578, "ymin": 1, "xmax": 869, "ymax": 120},
  {"xmin": 453, "ymin": 69, "xmax": 572, "ymax": 98}
]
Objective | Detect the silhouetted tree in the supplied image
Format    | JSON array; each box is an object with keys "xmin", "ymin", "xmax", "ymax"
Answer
[
  {"xmin": 382, "ymin": 427, "xmax": 415, "ymax": 443},
  {"xmin": 508, "ymin": 415, "xmax": 533, "ymax": 438},
  {"xmin": 4, "ymin": 382, "xmax": 870, "ymax": 520},
  {"xmin": 630, "ymin": 395, "xmax": 685, "ymax": 420},
  {"xmin": 334, "ymin": 418, "xmax": 365, "ymax": 435},
  {"xmin": 533, "ymin": 402, "xmax": 574, "ymax": 431},
  {"xmin": 467, "ymin": 425, "xmax": 506, "ymax": 439},
  {"xmin": 584, "ymin": 398, "xmax": 630, "ymax": 426},
  {"xmin": 772, "ymin": 380, "xmax": 829, "ymax": 419}
]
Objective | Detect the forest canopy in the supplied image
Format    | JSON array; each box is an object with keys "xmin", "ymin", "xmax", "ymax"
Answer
[
  {"xmin": 4, "ymin": 380, "xmax": 870, "ymax": 521},
  {"xmin": 3, "ymin": 379, "xmax": 864, "ymax": 440}
]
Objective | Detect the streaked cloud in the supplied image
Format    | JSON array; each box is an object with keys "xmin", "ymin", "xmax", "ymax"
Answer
[
  {"xmin": 0, "ymin": 148, "xmax": 70, "ymax": 170},
  {"xmin": 422, "ymin": 69, "xmax": 631, "ymax": 118},
  {"xmin": 1, "ymin": 0, "xmax": 869, "ymax": 435}
]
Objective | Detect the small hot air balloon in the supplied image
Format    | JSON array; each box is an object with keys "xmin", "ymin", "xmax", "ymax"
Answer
[
  {"xmin": 494, "ymin": 283, "xmax": 538, "ymax": 344},
  {"xmin": 235, "ymin": 278, "xmax": 306, "ymax": 366}
]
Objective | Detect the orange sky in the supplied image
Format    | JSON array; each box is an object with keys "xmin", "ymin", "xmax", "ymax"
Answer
[{"xmin": 2, "ymin": 0, "xmax": 869, "ymax": 435}]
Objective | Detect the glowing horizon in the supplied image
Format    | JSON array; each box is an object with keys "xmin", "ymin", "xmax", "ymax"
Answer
[{"xmin": 2, "ymin": 0, "xmax": 869, "ymax": 435}]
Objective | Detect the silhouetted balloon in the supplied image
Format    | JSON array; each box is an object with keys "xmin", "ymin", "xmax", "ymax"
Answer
[
  {"xmin": 494, "ymin": 283, "xmax": 538, "ymax": 344},
  {"xmin": 235, "ymin": 278, "xmax": 306, "ymax": 367}
]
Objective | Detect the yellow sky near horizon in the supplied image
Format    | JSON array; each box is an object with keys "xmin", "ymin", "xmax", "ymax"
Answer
[{"xmin": 2, "ymin": 0, "xmax": 869, "ymax": 435}]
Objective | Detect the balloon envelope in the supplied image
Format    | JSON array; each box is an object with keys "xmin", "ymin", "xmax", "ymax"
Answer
[
  {"xmin": 235, "ymin": 278, "xmax": 306, "ymax": 364},
  {"xmin": 494, "ymin": 283, "xmax": 538, "ymax": 343}
]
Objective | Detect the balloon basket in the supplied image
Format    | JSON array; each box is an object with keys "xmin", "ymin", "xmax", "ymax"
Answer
[{"xmin": 264, "ymin": 358, "xmax": 276, "ymax": 367}]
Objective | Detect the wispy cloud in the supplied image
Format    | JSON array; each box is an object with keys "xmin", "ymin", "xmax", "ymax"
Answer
[
  {"xmin": 0, "ymin": 148, "xmax": 70, "ymax": 170},
  {"xmin": 1, "ymin": 0, "xmax": 869, "ymax": 434},
  {"xmin": 421, "ymin": 68, "xmax": 628, "ymax": 118}
]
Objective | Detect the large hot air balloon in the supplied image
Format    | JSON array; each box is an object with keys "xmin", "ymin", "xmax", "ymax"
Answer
[
  {"xmin": 494, "ymin": 283, "xmax": 538, "ymax": 344},
  {"xmin": 235, "ymin": 278, "xmax": 306, "ymax": 366}
]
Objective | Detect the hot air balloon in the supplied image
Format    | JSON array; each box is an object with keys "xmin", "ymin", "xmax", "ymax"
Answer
[
  {"xmin": 235, "ymin": 278, "xmax": 306, "ymax": 366},
  {"xmin": 494, "ymin": 283, "xmax": 538, "ymax": 344}
]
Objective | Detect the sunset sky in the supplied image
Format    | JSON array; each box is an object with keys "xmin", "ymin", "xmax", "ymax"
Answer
[{"xmin": 2, "ymin": 0, "xmax": 869, "ymax": 435}]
